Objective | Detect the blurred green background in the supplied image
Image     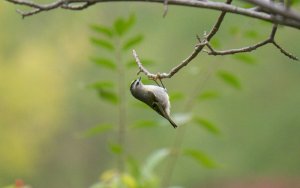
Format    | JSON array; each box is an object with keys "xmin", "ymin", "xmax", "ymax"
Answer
[{"xmin": 1, "ymin": 1, "xmax": 300, "ymax": 187}]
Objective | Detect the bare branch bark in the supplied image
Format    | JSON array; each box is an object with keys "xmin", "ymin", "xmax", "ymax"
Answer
[
  {"xmin": 244, "ymin": 0, "xmax": 300, "ymax": 22},
  {"xmin": 5, "ymin": 0, "xmax": 300, "ymax": 29},
  {"xmin": 160, "ymin": 2, "xmax": 232, "ymax": 187},
  {"xmin": 6, "ymin": 0, "xmax": 299, "ymax": 79},
  {"xmin": 133, "ymin": 0, "xmax": 232, "ymax": 81},
  {"xmin": 132, "ymin": 50, "xmax": 159, "ymax": 80},
  {"xmin": 203, "ymin": 24, "xmax": 298, "ymax": 61}
]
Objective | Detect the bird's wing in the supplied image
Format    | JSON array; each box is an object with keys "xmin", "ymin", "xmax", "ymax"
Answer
[
  {"xmin": 146, "ymin": 90, "xmax": 165, "ymax": 117},
  {"xmin": 147, "ymin": 91, "xmax": 177, "ymax": 128},
  {"xmin": 152, "ymin": 101, "xmax": 177, "ymax": 128}
]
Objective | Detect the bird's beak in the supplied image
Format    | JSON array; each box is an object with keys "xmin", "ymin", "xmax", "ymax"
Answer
[{"xmin": 137, "ymin": 76, "xmax": 141, "ymax": 82}]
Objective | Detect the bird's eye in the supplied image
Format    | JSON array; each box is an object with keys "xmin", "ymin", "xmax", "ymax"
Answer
[{"xmin": 136, "ymin": 81, "xmax": 140, "ymax": 86}]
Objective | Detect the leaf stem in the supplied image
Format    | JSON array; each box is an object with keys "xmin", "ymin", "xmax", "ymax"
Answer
[{"xmin": 116, "ymin": 36, "xmax": 126, "ymax": 173}]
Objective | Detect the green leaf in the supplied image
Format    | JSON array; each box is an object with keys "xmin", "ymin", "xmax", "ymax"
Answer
[
  {"xmin": 90, "ymin": 57, "xmax": 116, "ymax": 70},
  {"xmin": 90, "ymin": 24, "xmax": 114, "ymax": 38},
  {"xmin": 123, "ymin": 35, "xmax": 144, "ymax": 50},
  {"xmin": 290, "ymin": 0, "xmax": 300, "ymax": 5},
  {"xmin": 126, "ymin": 59, "xmax": 154, "ymax": 68},
  {"xmin": 142, "ymin": 148, "xmax": 170, "ymax": 177},
  {"xmin": 109, "ymin": 143, "xmax": 123, "ymax": 155},
  {"xmin": 131, "ymin": 120, "xmax": 159, "ymax": 128},
  {"xmin": 218, "ymin": 70, "xmax": 241, "ymax": 89},
  {"xmin": 126, "ymin": 156, "xmax": 141, "ymax": 178},
  {"xmin": 234, "ymin": 54, "xmax": 256, "ymax": 64},
  {"xmin": 88, "ymin": 81, "xmax": 114, "ymax": 90},
  {"xmin": 114, "ymin": 14, "xmax": 136, "ymax": 36},
  {"xmin": 98, "ymin": 89, "xmax": 118, "ymax": 104},
  {"xmin": 193, "ymin": 116, "xmax": 220, "ymax": 135},
  {"xmin": 90, "ymin": 37, "xmax": 114, "ymax": 51},
  {"xmin": 82, "ymin": 124, "xmax": 113, "ymax": 138},
  {"xmin": 90, "ymin": 81, "xmax": 118, "ymax": 104},
  {"xmin": 184, "ymin": 149, "xmax": 218, "ymax": 168},
  {"xmin": 198, "ymin": 91, "xmax": 220, "ymax": 101},
  {"xmin": 169, "ymin": 92, "xmax": 184, "ymax": 102}
]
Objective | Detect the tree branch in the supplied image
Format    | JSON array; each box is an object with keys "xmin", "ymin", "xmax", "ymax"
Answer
[
  {"xmin": 132, "ymin": 49, "xmax": 159, "ymax": 80},
  {"xmin": 244, "ymin": 0, "xmax": 300, "ymax": 22},
  {"xmin": 6, "ymin": 0, "xmax": 299, "ymax": 79},
  {"xmin": 203, "ymin": 24, "xmax": 298, "ymax": 61},
  {"xmin": 5, "ymin": 0, "xmax": 300, "ymax": 29},
  {"xmin": 6, "ymin": 0, "xmax": 96, "ymax": 17},
  {"xmin": 133, "ymin": 0, "xmax": 232, "ymax": 80}
]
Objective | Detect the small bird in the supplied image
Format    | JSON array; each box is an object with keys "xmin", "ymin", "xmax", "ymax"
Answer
[{"xmin": 130, "ymin": 77, "xmax": 177, "ymax": 128}]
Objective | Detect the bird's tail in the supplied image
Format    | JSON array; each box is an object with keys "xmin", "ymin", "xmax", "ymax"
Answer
[
  {"xmin": 167, "ymin": 117, "xmax": 177, "ymax": 129},
  {"xmin": 152, "ymin": 102, "xmax": 178, "ymax": 128}
]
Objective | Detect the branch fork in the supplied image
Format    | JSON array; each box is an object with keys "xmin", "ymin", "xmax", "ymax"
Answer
[
  {"xmin": 6, "ymin": 0, "xmax": 299, "ymax": 80},
  {"xmin": 132, "ymin": 0, "xmax": 297, "ymax": 81},
  {"xmin": 5, "ymin": 0, "xmax": 300, "ymax": 29}
]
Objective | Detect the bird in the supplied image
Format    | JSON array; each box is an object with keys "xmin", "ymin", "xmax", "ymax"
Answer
[{"xmin": 130, "ymin": 77, "xmax": 177, "ymax": 128}]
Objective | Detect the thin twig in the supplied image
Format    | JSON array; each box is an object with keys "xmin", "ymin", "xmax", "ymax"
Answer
[
  {"xmin": 163, "ymin": 0, "xmax": 169, "ymax": 17},
  {"xmin": 160, "ymin": 1, "xmax": 232, "ymax": 187},
  {"xmin": 204, "ymin": 40, "xmax": 269, "ymax": 55},
  {"xmin": 272, "ymin": 41, "xmax": 298, "ymax": 60},
  {"xmin": 132, "ymin": 50, "xmax": 159, "ymax": 79},
  {"xmin": 133, "ymin": 0, "xmax": 233, "ymax": 80},
  {"xmin": 7, "ymin": 0, "xmax": 95, "ymax": 17},
  {"xmin": 203, "ymin": 24, "xmax": 298, "ymax": 61},
  {"xmin": 5, "ymin": 0, "xmax": 300, "ymax": 29}
]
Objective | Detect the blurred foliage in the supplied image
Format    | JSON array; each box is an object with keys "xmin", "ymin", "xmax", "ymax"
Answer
[
  {"xmin": 1, "ymin": 1, "xmax": 300, "ymax": 188},
  {"xmin": 86, "ymin": 14, "xmax": 248, "ymax": 188}
]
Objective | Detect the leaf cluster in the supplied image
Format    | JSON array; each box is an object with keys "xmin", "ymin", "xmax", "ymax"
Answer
[{"xmin": 85, "ymin": 13, "xmax": 254, "ymax": 188}]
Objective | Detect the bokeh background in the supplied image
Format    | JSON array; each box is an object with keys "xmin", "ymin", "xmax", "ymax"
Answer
[{"xmin": 1, "ymin": 1, "xmax": 300, "ymax": 187}]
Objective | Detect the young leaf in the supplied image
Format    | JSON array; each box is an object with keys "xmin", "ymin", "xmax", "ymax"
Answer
[
  {"xmin": 82, "ymin": 124, "xmax": 113, "ymax": 138},
  {"xmin": 131, "ymin": 120, "xmax": 159, "ymax": 128},
  {"xmin": 126, "ymin": 14, "xmax": 136, "ymax": 29},
  {"xmin": 98, "ymin": 89, "xmax": 118, "ymax": 104},
  {"xmin": 126, "ymin": 156, "xmax": 141, "ymax": 178},
  {"xmin": 122, "ymin": 35, "xmax": 144, "ymax": 50},
  {"xmin": 126, "ymin": 59, "xmax": 154, "ymax": 68},
  {"xmin": 121, "ymin": 173, "xmax": 137, "ymax": 188},
  {"xmin": 109, "ymin": 143, "xmax": 123, "ymax": 155},
  {"xmin": 234, "ymin": 54, "xmax": 256, "ymax": 64},
  {"xmin": 114, "ymin": 14, "xmax": 136, "ymax": 36},
  {"xmin": 198, "ymin": 91, "xmax": 220, "ymax": 101},
  {"xmin": 218, "ymin": 70, "xmax": 241, "ymax": 90},
  {"xmin": 90, "ymin": 57, "xmax": 116, "ymax": 70},
  {"xmin": 193, "ymin": 116, "xmax": 220, "ymax": 135},
  {"xmin": 90, "ymin": 24, "xmax": 114, "ymax": 38},
  {"xmin": 142, "ymin": 148, "xmax": 170, "ymax": 177},
  {"xmin": 184, "ymin": 149, "xmax": 218, "ymax": 168},
  {"xmin": 90, "ymin": 37, "xmax": 114, "ymax": 51},
  {"xmin": 290, "ymin": 0, "xmax": 300, "ymax": 5},
  {"xmin": 114, "ymin": 18, "xmax": 126, "ymax": 36}
]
